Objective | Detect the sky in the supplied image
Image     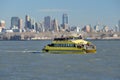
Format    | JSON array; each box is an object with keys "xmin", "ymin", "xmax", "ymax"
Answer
[{"xmin": 0, "ymin": 0, "xmax": 120, "ymax": 28}]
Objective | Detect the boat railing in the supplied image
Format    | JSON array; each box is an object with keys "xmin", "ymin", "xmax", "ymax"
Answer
[
  {"xmin": 54, "ymin": 37, "xmax": 82, "ymax": 41},
  {"xmin": 86, "ymin": 45, "xmax": 96, "ymax": 50}
]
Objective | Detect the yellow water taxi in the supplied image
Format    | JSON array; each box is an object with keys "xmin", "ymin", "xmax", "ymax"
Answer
[{"xmin": 42, "ymin": 37, "xmax": 96, "ymax": 54}]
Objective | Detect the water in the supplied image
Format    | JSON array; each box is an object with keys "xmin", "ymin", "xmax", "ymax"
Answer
[{"xmin": 0, "ymin": 40, "xmax": 120, "ymax": 80}]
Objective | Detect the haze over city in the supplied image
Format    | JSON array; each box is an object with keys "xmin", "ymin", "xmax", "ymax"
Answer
[{"xmin": 0, "ymin": 0, "xmax": 120, "ymax": 28}]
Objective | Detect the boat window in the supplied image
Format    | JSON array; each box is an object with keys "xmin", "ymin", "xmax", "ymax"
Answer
[
  {"xmin": 54, "ymin": 44, "xmax": 59, "ymax": 47},
  {"xmin": 67, "ymin": 44, "xmax": 70, "ymax": 47},
  {"xmin": 51, "ymin": 44, "xmax": 76, "ymax": 47}
]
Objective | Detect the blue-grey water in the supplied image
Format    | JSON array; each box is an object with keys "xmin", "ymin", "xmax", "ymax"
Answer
[{"xmin": 0, "ymin": 40, "xmax": 120, "ymax": 80}]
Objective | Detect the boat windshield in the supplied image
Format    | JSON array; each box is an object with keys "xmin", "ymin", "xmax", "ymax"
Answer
[{"xmin": 48, "ymin": 44, "xmax": 54, "ymax": 46}]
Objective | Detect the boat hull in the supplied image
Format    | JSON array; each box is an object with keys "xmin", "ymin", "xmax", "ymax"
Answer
[
  {"xmin": 86, "ymin": 49, "xmax": 96, "ymax": 53},
  {"xmin": 42, "ymin": 46, "xmax": 86, "ymax": 54}
]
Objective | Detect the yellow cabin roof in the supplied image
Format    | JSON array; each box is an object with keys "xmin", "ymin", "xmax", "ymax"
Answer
[
  {"xmin": 52, "ymin": 39, "xmax": 89, "ymax": 44},
  {"xmin": 71, "ymin": 39, "xmax": 88, "ymax": 44}
]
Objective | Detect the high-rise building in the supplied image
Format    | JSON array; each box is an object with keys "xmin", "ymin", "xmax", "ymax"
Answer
[
  {"xmin": 115, "ymin": 25, "xmax": 118, "ymax": 32},
  {"xmin": 62, "ymin": 13, "xmax": 68, "ymax": 30},
  {"xmin": 103, "ymin": 25, "xmax": 109, "ymax": 32},
  {"xmin": 52, "ymin": 19, "xmax": 59, "ymax": 32},
  {"xmin": 31, "ymin": 19, "xmax": 35, "ymax": 29},
  {"xmin": 44, "ymin": 16, "xmax": 51, "ymax": 31},
  {"xmin": 76, "ymin": 26, "xmax": 81, "ymax": 32},
  {"xmin": 0, "ymin": 20, "xmax": 5, "ymax": 28},
  {"xmin": 25, "ymin": 15, "xmax": 32, "ymax": 29},
  {"xmin": 62, "ymin": 13, "xmax": 68, "ymax": 24},
  {"xmin": 11, "ymin": 17, "xmax": 20, "ymax": 29},
  {"xmin": 26, "ymin": 15, "xmax": 30, "ymax": 21},
  {"xmin": 94, "ymin": 25, "xmax": 99, "ymax": 32},
  {"xmin": 85, "ymin": 25, "xmax": 91, "ymax": 32},
  {"xmin": 0, "ymin": 20, "xmax": 5, "ymax": 32},
  {"xmin": 19, "ymin": 19, "xmax": 22, "ymax": 29},
  {"xmin": 118, "ymin": 20, "xmax": 120, "ymax": 32},
  {"xmin": 37, "ymin": 22, "xmax": 44, "ymax": 32}
]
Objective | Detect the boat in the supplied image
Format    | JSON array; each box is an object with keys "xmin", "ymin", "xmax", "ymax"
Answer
[{"xmin": 42, "ymin": 36, "xmax": 96, "ymax": 54}]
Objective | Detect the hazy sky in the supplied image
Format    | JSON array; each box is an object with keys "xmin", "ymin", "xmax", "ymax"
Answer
[{"xmin": 0, "ymin": 0, "xmax": 120, "ymax": 28}]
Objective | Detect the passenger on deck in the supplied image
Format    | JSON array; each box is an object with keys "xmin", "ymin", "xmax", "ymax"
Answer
[{"xmin": 79, "ymin": 35, "xmax": 82, "ymax": 39}]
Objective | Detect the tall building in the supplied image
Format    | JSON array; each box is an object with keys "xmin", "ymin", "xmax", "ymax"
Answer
[
  {"xmin": 19, "ymin": 19, "xmax": 22, "ymax": 29},
  {"xmin": 76, "ymin": 26, "xmax": 81, "ymax": 32},
  {"xmin": 11, "ymin": 17, "xmax": 20, "ymax": 29},
  {"xmin": 31, "ymin": 19, "xmax": 35, "ymax": 29},
  {"xmin": 25, "ymin": 15, "xmax": 32, "ymax": 29},
  {"xmin": 103, "ymin": 25, "xmax": 109, "ymax": 32},
  {"xmin": 44, "ymin": 16, "xmax": 51, "ymax": 31},
  {"xmin": 62, "ymin": 13, "xmax": 68, "ymax": 24},
  {"xmin": 119, "ymin": 20, "xmax": 120, "ymax": 32},
  {"xmin": 94, "ymin": 25, "xmax": 99, "ymax": 32},
  {"xmin": 38, "ymin": 22, "xmax": 45, "ymax": 32},
  {"xmin": 115, "ymin": 25, "xmax": 118, "ymax": 32},
  {"xmin": 52, "ymin": 19, "xmax": 59, "ymax": 32},
  {"xmin": 85, "ymin": 25, "xmax": 91, "ymax": 32},
  {"xmin": 62, "ymin": 13, "xmax": 68, "ymax": 30},
  {"xmin": 0, "ymin": 20, "xmax": 5, "ymax": 28}
]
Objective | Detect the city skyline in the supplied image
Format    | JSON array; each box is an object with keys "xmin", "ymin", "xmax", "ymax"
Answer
[{"xmin": 0, "ymin": 0, "xmax": 120, "ymax": 28}]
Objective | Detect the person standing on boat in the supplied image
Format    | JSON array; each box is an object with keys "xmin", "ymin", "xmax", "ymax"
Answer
[{"xmin": 79, "ymin": 35, "xmax": 82, "ymax": 39}]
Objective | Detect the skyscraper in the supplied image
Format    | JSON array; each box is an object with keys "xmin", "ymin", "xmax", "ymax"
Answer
[
  {"xmin": 0, "ymin": 20, "xmax": 5, "ymax": 32},
  {"xmin": 62, "ymin": 13, "xmax": 68, "ymax": 25},
  {"xmin": 62, "ymin": 14, "xmax": 68, "ymax": 30},
  {"xmin": 118, "ymin": 20, "xmax": 120, "ymax": 32},
  {"xmin": 44, "ymin": 16, "xmax": 51, "ymax": 31},
  {"xmin": 53, "ymin": 19, "xmax": 59, "ymax": 32},
  {"xmin": 94, "ymin": 25, "xmax": 99, "ymax": 32},
  {"xmin": 0, "ymin": 20, "xmax": 5, "ymax": 28},
  {"xmin": 19, "ymin": 19, "xmax": 22, "ymax": 29},
  {"xmin": 103, "ymin": 25, "xmax": 109, "ymax": 32},
  {"xmin": 85, "ymin": 25, "xmax": 91, "ymax": 32},
  {"xmin": 11, "ymin": 17, "xmax": 20, "ymax": 29},
  {"xmin": 25, "ymin": 15, "xmax": 32, "ymax": 29},
  {"xmin": 115, "ymin": 25, "xmax": 118, "ymax": 32}
]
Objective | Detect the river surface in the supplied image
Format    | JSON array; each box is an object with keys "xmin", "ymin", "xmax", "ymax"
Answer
[{"xmin": 0, "ymin": 40, "xmax": 120, "ymax": 80}]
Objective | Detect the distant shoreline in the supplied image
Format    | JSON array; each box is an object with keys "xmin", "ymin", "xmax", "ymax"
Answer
[
  {"xmin": 0, "ymin": 32, "xmax": 120, "ymax": 41},
  {"xmin": 0, "ymin": 38, "xmax": 120, "ymax": 41}
]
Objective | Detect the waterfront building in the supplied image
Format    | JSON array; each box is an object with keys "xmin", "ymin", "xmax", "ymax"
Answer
[
  {"xmin": 2, "ymin": 29, "xmax": 13, "ymax": 33},
  {"xmin": 44, "ymin": 16, "xmax": 51, "ymax": 31},
  {"xmin": 112, "ymin": 34, "xmax": 118, "ymax": 37},
  {"xmin": 11, "ymin": 17, "xmax": 20, "ymax": 29}
]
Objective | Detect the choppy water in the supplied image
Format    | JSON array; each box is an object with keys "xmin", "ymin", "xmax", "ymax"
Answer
[{"xmin": 0, "ymin": 40, "xmax": 120, "ymax": 80}]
